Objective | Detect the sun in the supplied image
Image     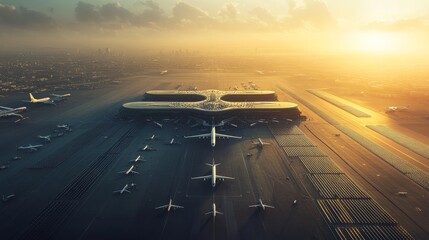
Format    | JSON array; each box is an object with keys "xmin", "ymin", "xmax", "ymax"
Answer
[{"xmin": 352, "ymin": 31, "xmax": 402, "ymax": 53}]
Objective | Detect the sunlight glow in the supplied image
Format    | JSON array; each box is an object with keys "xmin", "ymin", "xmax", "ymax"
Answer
[{"xmin": 353, "ymin": 31, "xmax": 403, "ymax": 53}]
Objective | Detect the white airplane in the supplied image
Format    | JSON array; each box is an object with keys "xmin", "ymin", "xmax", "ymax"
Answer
[
  {"xmin": 140, "ymin": 145, "xmax": 156, "ymax": 151},
  {"xmin": 57, "ymin": 124, "xmax": 71, "ymax": 130},
  {"xmin": 249, "ymin": 199, "xmax": 275, "ymax": 210},
  {"xmin": 51, "ymin": 93, "xmax": 71, "ymax": 101},
  {"xmin": 166, "ymin": 138, "xmax": 180, "ymax": 145},
  {"xmin": 17, "ymin": 144, "xmax": 43, "ymax": 152},
  {"xmin": 23, "ymin": 93, "xmax": 55, "ymax": 105},
  {"xmin": 252, "ymin": 138, "xmax": 270, "ymax": 148},
  {"xmin": 155, "ymin": 198, "xmax": 184, "ymax": 212},
  {"xmin": 249, "ymin": 122, "xmax": 258, "ymax": 127},
  {"xmin": 0, "ymin": 106, "xmax": 27, "ymax": 120},
  {"xmin": 113, "ymin": 184, "xmax": 131, "ymax": 194},
  {"xmin": 160, "ymin": 70, "xmax": 168, "ymax": 75},
  {"xmin": 0, "ymin": 165, "xmax": 9, "ymax": 170},
  {"xmin": 38, "ymin": 135, "xmax": 51, "ymax": 142},
  {"xmin": 385, "ymin": 106, "xmax": 409, "ymax": 112},
  {"xmin": 205, "ymin": 203, "xmax": 223, "ymax": 218},
  {"xmin": 191, "ymin": 161, "xmax": 234, "ymax": 188},
  {"xmin": 129, "ymin": 155, "xmax": 145, "ymax": 163},
  {"xmin": 146, "ymin": 134, "xmax": 158, "ymax": 140},
  {"xmin": 153, "ymin": 121, "xmax": 163, "ymax": 128},
  {"xmin": 2, "ymin": 194, "xmax": 15, "ymax": 202},
  {"xmin": 117, "ymin": 165, "xmax": 139, "ymax": 175},
  {"xmin": 184, "ymin": 124, "xmax": 241, "ymax": 147}
]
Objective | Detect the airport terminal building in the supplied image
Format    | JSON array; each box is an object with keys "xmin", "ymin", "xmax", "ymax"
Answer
[{"xmin": 121, "ymin": 90, "xmax": 301, "ymax": 120}]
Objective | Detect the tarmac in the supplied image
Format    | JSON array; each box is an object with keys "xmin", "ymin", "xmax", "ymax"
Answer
[{"xmin": 0, "ymin": 71, "xmax": 427, "ymax": 239}]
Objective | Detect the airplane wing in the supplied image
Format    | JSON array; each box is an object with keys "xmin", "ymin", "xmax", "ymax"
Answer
[
  {"xmin": 191, "ymin": 175, "xmax": 211, "ymax": 180},
  {"xmin": 0, "ymin": 106, "xmax": 13, "ymax": 110},
  {"xmin": 117, "ymin": 171, "xmax": 126, "ymax": 174},
  {"xmin": 248, "ymin": 204, "xmax": 260, "ymax": 208},
  {"xmin": 216, "ymin": 211, "xmax": 223, "ymax": 215},
  {"xmin": 264, "ymin": 205, "xmax": 275, "ymax": 208},
  {"xmin": 8, "ymin": 113, "xmax": 24, "ymax": 118},
  {"xmin": 131, "ymin": 171, "xmax": 139, "ymax": 174},
  {"xmin": 155, "ymin": 205, "xmax": 168, "ymax": 210},
  {"xmin": 171, "ymin": 204, "xmax": 184, "ymax": 209},
  {"xmin": 216, "ymin": 133, "xmax": 242, "ymax": 139},
  {"xmin": 216, "ymin": 175, "xmax": 235, "ymax": 180},
  {"xmin": 184, "ymin": 133, "xmax": 211, "ymax": 139},
  {"xmin": 44, "ymin": 100, "xmax": 56, "ymax": 105},
  {"xmin": 204, "ymin": 211, "xmax": 213, "ymax": 215}
]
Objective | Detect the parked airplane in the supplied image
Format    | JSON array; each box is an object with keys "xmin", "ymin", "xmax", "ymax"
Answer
[
  {"xmin": 155, "ymin": 198, "xmax": 184, "ymax": 212},
  {"xmin": 184, "ymin": 124, "xmax": 241, "ymax": 147},
  {"xmin": 153, "ymin": 121, "xmax": 163, "ymax": 128},
  {"xmin": 2, "ymin": 194, "xmax": 15, "ymax": 202},
  {"xmin": 57, "ymin": 124, "xmax": 71, "ymax": 131},
  {"xmin": 166, "ymin": 138, "xmax": 180, "ymax": 145},
  {"xmin": 129, "ymin": 155, "xmax": 145, "ymax": 163},
  {"xmin": 249, "ymin": 122, "xmax": 258, "ymax": 127},
  {"xmin": 23, "ymin": 93, "xmax": 55, "ymax": 105},
  {"xmin": 205, "ymin": 203, "xmax": 223, "ymax": 217},
  {"xmin": 140, "ymin": 145, "xmax": 156, "ymax": 151},
  {"xmin": 191, "ymin": 160, "xmax": 234, "ymax": 188},
  {"xmin": 113, "ymin": 184, "xmax": 131, "ymax": 194},
  {"xmin": 385, "ymin": 106, "xmax": 409, "ymax": 112},
  {"xmin": 252, "ymin": 138, "xmax": 270, "ymax": 148},
  {"xmin": 0, "ymin": 165, "xmax": 9, "ymax": 170},
  {"xmin": 160, "ymin": 70, "xmax": 168, "ymax": 75},
  {"xmin": 249, "ymin": 199, "xmax": 275, "ymax": 210},
  {"xmin": 146, "ymin": 134, "xmax": 159, "ymax": 140},
  {"xmin": 0, "ymin": 106, "xmax": 27, "ymax": 121},
  {"xmin": 117, "ymin": 165, "xmax": 139, "ymax": 175},
  {"xmin": 17, "ymin": 144, "xmax": 43, "ymax": 152},
  {"xmin": 51, "ymin": 93, "xmax": 71, "ymax": 101},
  {"xmin": 38, "ymin": 135, "xmax": 51, "ymax": 142}
]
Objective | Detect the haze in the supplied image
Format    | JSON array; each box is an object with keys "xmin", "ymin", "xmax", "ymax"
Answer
[{"xmin": 1, "ymin": 0, "xmax": 429, "ymax": 55}]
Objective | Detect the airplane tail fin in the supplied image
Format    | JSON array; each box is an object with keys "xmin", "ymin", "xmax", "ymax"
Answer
[{"xmin": 29, "ymin": 93, "xmax": 36, "ymax": 102}]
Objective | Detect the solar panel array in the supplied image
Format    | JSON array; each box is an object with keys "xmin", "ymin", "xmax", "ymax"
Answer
[{"xmin": 269, "ymin": 123, "xmax": 413, "ymax": 239}]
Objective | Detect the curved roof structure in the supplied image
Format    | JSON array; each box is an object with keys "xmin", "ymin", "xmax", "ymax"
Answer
[{"xmin": 122, "ymin": 89, "xmax": 301, "ymax": 120}]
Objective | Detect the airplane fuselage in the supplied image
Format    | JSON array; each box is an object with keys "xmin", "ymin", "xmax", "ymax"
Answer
[
  {"xmin": 259, "ymin": 199, "xmax": 266, "ymax": 210},
  {"xmin": 211, "ymin": 126, "xmax": 216, "ymax": 147},
  {"xmin": 126, "ymin": 165, "xmax": 135, "ymax": 175},
  {"xmin": 212, "ymin": 203, "xmax": 218, "ymax": 217},
  {"xmin": 212, "ymin": 164, "xmax": 217, "ymax": 187},
  {"xmin": 120, "ymin": 184, "xmax": 129, "ymax": 194},
  {"xmin": 167, "ymin": 199, "xmax": 173, "ymax": 211}
]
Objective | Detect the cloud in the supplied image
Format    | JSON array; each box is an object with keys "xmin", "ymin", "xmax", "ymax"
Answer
[
  {"xmin": 250, "ymin": 7, "xmax": 277, "ymax": 25},
  {"xmin": 136, "ymin": 1, "xmax": 167, "ymax": 27},
  {"xmin": 217, "ymin": 3, "xmax": 239, "ymax": 21},
  {"xmin": 286, "ymin": 0, "xmax": 336, "ymax": 29},
  {"xmin": 170, "ymin": 2, "xmax": 216, "ymax": 28},
  {"xmin": 75, "ymin": 2, "xmax": 101, "ymax": 22},
  {"xmin": 364, "ymin": 18, "xmax": 428, "ymax": 31},
  {"xmin": 100, "ymin": 3, "xmax": 135, "ymax": 23},
  {"xmin": 0, "ymin": 3, "xmax": 55, "ymax": 29}
]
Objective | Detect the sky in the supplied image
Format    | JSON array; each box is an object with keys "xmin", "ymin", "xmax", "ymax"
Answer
[{"xmin": 1, "ymin": 0, "xmax": 429, "ymax": 54}]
